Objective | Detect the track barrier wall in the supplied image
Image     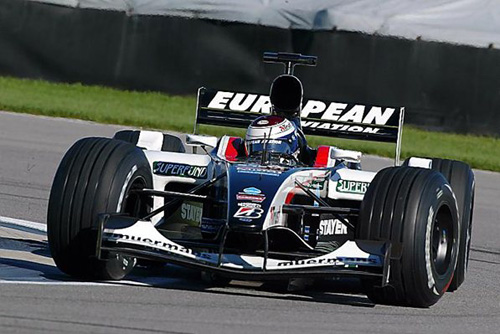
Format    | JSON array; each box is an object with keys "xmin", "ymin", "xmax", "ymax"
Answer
[{"xmin": 1, "ymin": 0, "xmax": 499, "ymax": 136}]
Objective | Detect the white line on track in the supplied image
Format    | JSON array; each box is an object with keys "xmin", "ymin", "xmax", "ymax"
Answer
[
  {"xmin": 0, "ymin": 279, "xmax": 168, "ymax": 287},
  {"xmin": 0, "ymin": 280, "xmax": 115, "ymax": 286},
  {"xmin": 0, "ymin": 216, "xmax": 47, "ymax": 234},
  {"xmin": 0, "ymin": 216, "xmax": 172, "ymax": 287}
]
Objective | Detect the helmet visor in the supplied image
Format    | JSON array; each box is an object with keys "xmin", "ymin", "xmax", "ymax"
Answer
[{"xmin": 246, "ymin": 139, "xmax": 297, "ymax": 157}]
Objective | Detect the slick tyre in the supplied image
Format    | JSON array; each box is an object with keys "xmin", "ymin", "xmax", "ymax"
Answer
[
  {"xmin": 404, "ymin": 158, "xmax": 475, "ymax": 291},
  {"xmin": 429, "ymin": 159, "xmax": 474, "ymax": 291},
  {"xmin": 113, "ymin": 130, "xmax": 185, "ymax": 153},
  {"xmin": 357, "ymin": 167, "xmax": 459, "ymax": 307},
  {"xmin": 47, "ymin": 137, "xmax": 153, "ymax": 280}
]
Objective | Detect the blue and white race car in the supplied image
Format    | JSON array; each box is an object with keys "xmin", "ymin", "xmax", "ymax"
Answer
[{"xmin": 47, "ymin": 52, "xmax": 474, "ymax": 307}]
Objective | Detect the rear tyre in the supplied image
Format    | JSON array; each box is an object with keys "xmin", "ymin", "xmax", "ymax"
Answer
[
  {"xmin": 404, "ymin": 158, "xmax": 475, "ymax": 291},
  {"xmin": 47, "ymin": 137, "xmax": 153, "ymax": 280},
  {"xmin": 357, "ymin": 167, "xmax": 459, "ymax": 307},
  {"xmin": 113, "ymin": 130, "xmax": 185, "ymax": 153},
  {"xmin": 429, "ymin": 159, "xmax": 474, "ymax": 291}
]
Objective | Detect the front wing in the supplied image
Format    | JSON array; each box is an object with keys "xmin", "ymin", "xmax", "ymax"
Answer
[{"xmin": 96, "ymin": 214, "xmax": 391, "ymax": 283}]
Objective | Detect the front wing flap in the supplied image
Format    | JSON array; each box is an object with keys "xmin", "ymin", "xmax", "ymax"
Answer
[{"xmin": 97, "ymin": 214, "xmax": 390, "ymax": 282}]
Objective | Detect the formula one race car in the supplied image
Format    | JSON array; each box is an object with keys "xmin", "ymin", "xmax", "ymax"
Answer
[{"xmin": 47, "ymin": 52, "xmax": 474, "ymax": 307}]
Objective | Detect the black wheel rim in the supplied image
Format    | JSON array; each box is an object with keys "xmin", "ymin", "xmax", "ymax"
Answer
[
  {"xmin": 123, "ymin": 176, "xmax": 150, "ymax": 217},
  {"xmin": 432, "ymin": 205, "xmax": 455, "ymax": 275}
]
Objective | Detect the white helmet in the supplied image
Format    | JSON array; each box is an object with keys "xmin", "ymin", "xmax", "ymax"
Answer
[{"xmin": 245, "ymin": 115, "xmax": 300, "ymax": 158}]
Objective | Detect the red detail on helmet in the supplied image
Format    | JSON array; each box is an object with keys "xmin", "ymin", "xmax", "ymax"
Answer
[
  {"xmin": 252, "ymin": 115, "xmax": 286, "ymax": 127},
  {"xmin": 225, "ymin": 137, "xmax": 247, "ymax": 161},
  {"xmin": 314, "ymin": 146, "xmax": 331, "ymax": 167}
]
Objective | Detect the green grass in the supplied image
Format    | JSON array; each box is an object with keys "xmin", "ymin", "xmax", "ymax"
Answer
[{"xmin": 1, "ymin": 76, "xmax": 499, "ymax": 171}]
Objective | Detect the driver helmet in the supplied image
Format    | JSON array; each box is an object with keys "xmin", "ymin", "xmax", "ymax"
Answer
[{"xmin": 245, "ymin": 115, "xmax": 300, "ymax": 158}]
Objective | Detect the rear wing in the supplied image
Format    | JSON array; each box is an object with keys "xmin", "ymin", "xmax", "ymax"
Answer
[{"xmin": 194, "ymin": 88, "xmax": 405, "ymax": 165}]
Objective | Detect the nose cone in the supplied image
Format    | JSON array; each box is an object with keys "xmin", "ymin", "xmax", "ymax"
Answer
[{"xmin": 227, "ymin": 164, "xmax": 291, "ymax": 233}]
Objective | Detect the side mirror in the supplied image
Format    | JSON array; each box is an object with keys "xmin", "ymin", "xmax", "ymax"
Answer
[
  {"xmin": 186, "ymin": 134, "xmax": 218, "ymax": 148},
  {"xmin": 331, "ymin": 148, "xmax": 362, "ymax": 163}
]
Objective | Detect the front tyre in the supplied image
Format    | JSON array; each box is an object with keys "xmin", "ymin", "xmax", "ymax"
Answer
[
  {"xmin": 47, "ymin": 137, "xmax": 153, "ymax": 280},
  {"xmin": 357, "ymin": 167, "xmax": 459, "ymax": 307}
]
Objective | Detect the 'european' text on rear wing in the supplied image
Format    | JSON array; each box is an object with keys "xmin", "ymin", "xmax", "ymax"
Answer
[{"xmin": 194, "ymin": 88, "xmax": 405, "ymax": 165}]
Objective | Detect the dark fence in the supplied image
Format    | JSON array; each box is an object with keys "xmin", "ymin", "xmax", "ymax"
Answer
[{"xmin": 1, "ymin": 0, "xmax": 499, "ymax": 136}]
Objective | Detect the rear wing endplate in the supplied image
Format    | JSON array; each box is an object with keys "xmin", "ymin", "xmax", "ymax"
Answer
[{"xmin": 195, "ymin": 88, "xmax": 405, "ymax": 165}]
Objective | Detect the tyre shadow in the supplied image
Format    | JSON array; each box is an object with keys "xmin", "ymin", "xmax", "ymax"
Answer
[
  {"xmin": 0, "ymin": 237, "xmax": 50, "ymax": 257},
  {"xmin": 0, "ymin": 258, "xmax": 66, "ymax": 280},
  {"xmin": 127, "ymin": 265, "xmax": 375, "ymax": 308}
]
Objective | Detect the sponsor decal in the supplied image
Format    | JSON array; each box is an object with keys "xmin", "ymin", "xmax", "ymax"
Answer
[
  {"xmin": 117, "ymin": 165, "xmax": 138, "ymax": 212},
  {"xmin": 257, "ymin": 119, "xmax": 269, "ymax": 125},
  {"xmin": 301, "ymin": 102, "xmax": 394, "ymax": 125},
  {"xmin": 104, "ymin": 232, "xmax": 213, "ymax": 260},
  {"xmin": 206, "ymin": 91, "xmax": 396, "ymax": 126},
  {"xmin": 236, "ymin": 194, "xmax": 266, "ymax": 203},
  {"xmin": 249, "ymin": 139, "xmax": 283, "ymax": 145},
  {"xmin": 319, "ymin": 219, "xmax": 348, "ymax": 236},
  {"xmin": 233, "ymin": 206, "xmax": 264, "ymax": 220},
  {"xmin": 302, "ymin": 177, "xmax": 326, "ymax": 190},
  {"xmin": 181, "ymin": 203, "xmax": 202, "ymax": 225},
  {"xmin": 243, "ymin": 187, "xmax": 261, "ymax": 195},
  {"xmin": 279, "ymin": 122, "xmax": 292, "ymax": 132},
  {"xmin": 153, "ymin": 162, "xmax": 207, "ymax": 179},
  {"xmin": 200, "ymin": 223, "xmax": 220, "ymax": 233},
  {"xmin": 295, "ymin": 173, "xmax": 329, "ymax": 188},
  {"xmin": 237, "ymin": 202, "xmax": 261, "ymax": 208},
  {"xmin": 301, "ymin": 121, "xmax": 381, "ymax": 134},
  {"xmin": 277, "ymin": 258, "xmax": 341, "ymax": 267},
  {"xmin": 236, "ymin": 166, "xmax": 282, "ymax": 177},
  {"xmin": 425, "ymin": 206, "xmax": 439, "ymax": 295},
  {"xmin": 336, "ymin": 257, "xmax": 379, "ymax": 265},
  {"xmin": 200, "ymin": 218, "xmax": 223, "ymax": 234},
  {"xmin": 237, "ymin": 188, "xmax": 265, "ymax": 203},
  {"xmin": 276, "ymin": 257, "xmax": 377, "ymax": 267},
  {"xmin": 207, "ymin": 91, "xmax": 272, "ymax": 114},
  {"xmin": 336, "ymin": 179, "xmax": 370, "ymax": 194}
]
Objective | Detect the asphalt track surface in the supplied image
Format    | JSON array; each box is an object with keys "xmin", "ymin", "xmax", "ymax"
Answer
[{"xmin": 0, "ymin": 111, "xmax": 499, "ymax": 333}]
